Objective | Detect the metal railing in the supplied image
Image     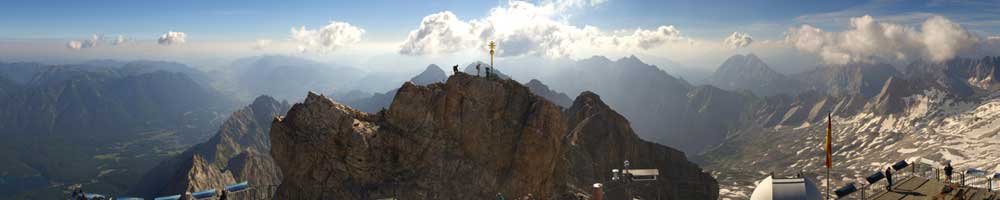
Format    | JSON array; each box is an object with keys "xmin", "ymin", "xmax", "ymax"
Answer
[
  {"xmin": 839, "ymin": 161, "xmax": 931, "ymax": 199},
  {"xmin": 836, "ymin": 160, "xmax": 1000, "ymax": 200}
]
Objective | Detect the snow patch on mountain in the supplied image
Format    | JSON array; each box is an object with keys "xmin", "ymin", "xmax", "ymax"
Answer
[{"xmin": 709, "ymin": 88, "xmax": 1000, "ymax": 197}]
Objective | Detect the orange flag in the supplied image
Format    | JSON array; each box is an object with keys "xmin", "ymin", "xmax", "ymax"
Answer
[{"xmin": 825, "ymin": 113, "xmax": 833, "ymax": 169}]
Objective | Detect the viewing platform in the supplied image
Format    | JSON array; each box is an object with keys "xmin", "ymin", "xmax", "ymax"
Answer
[
  {"xmin": 834, "ymin": 159, "xmax": 1000, "ymax": 200},
  {"xmin": 866, "ymin": 176, "xmax": 999, "ymax": 200}
]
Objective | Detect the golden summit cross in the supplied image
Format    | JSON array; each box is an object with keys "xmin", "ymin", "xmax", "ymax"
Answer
[{"xmin": 488, "ymin": 41, "xmax": 496, "ymax": 69}]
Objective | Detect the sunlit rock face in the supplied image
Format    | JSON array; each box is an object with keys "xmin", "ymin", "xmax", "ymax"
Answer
[
  {"xmin": 269, "ymin": 73, "xmax": 718, "ymax": 200},
  {"xmin": 133, "ymin": 95, "xmax": 289, "ymax": 199}
]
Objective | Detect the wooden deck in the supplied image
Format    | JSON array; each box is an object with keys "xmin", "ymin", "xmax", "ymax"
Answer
[{"xmin": 868, "ymin": 176, "xmax": 1000, "ymax": 200}]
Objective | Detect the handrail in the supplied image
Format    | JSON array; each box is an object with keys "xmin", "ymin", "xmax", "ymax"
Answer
[
  {"xmin": 839, "ymin": 160, "xmax": 934, "ymax": 199},
  {"xmin": 69, "ymin": 183, "xmax": 278, "ymax": 200},
  {"xmin": 837, "ymin": 160, "xmax": 1000, "ymax": 200}
]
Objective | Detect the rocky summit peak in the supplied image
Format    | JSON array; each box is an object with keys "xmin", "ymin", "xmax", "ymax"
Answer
[
  {"xmin": 268, "ymin": 73, "xmax": 718, "ymax": 199},
  {"xmin": 709, "ymin": 54, "xmax": 799, "ymax": 96},
  {"xmin": 410, "ymin": 64, "xmax": 447, "ymax": 85},
  {"xmin": 570, "ymin": 91, "xmax": 608, "ymax": 110}
]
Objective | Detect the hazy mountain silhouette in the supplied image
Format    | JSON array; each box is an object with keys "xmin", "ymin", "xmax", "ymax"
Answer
[
  {"xmin": 0, "ymin": 61, "xmax": 234, "ymax": 198},
  {"xmin": 132, "ymin": 95, "xmax": 289, "ymax": 199},
  {"xmin": 222, "ymin": 55, "xmax": 363, "ymax": 102},
  {"xmin": 708, "ymin": 54, "xmax": 801, "ymax": 96}
]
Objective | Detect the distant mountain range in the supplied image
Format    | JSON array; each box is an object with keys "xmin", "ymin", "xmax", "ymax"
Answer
[
  {"xmin": 707, "ymin": 54, "xmax": 801, "ymax": 96},
  {"xmin": 220, "ymin": 55, "xmax": 363, "ymax": 102},
  {"xmin": 131, "ymin": 95, "xmax": 289, "ymax": 199},
  {"xmin": 5, "ymin": 53, "xmax": 1000, "ymax": 199},
  {"xmin": 0, "ymin": 61, "xmax": 235, "ymax": 199},
  {"xmin": 699, "ymin": 56, "xmax": 1000, "ymax": 198}
]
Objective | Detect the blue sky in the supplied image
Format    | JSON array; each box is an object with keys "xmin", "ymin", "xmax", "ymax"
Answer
[
  {"xmin": 0, "ymin": 0, "xmax": 877, "ymax": 40},
  {"xmin": 1, "ymin": 0, "xmax": 999, "ymax": 72}
]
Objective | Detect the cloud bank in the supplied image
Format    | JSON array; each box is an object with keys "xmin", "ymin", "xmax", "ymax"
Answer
[
  {"xmin": 158, "ymin": 31, "xmax": 187, "ymax": 45},
  {"xmin": 66, "ymin": 34, "xmax": 101, "ymax": 50},
  {"xmin": 399, "ymin": 0, "xmax": 688, "ymax": 58},
  {"xmin": 112, "ymin": 35, "xmax": 130, "ymax": 45},
  {"xmin": 290, "ymin": 21, "xmax": 365, "ymax": 53},
  {"xmin": 724, "ymin": 32, "xmax": 753, "ymax": 48},
  {"xmin": 785, "ymin": 15, "xmax": 981, "ymax": 64},
  {"xmin": 253, "ymin": 39, "xmax": 272, "ymax": 50}
]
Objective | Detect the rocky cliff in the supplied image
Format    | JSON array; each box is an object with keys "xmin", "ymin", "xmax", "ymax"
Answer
[
  {"xmin": 269, "ymin": 73, "xmax": 718, "ymax": 199},
  {"xmin": 132, "ymin": 95, "xmax": 289, "ymax": 199},
  {"xmin": 345, "ymin": 64, "xmax": 448, "ymax": 113},
  {"xmin": 526, "ymin": 79, "xmax": 573, "ymax": 108}
]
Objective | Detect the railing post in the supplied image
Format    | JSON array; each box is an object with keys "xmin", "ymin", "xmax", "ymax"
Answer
[{"xmin": 861, "ymin": 185, "xmax": 865, "ymax": 200}]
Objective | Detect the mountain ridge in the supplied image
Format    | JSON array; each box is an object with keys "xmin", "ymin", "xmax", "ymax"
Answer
[{"xmin": 269, "ymin": 73, "xmax": 718, "ymax": 199}]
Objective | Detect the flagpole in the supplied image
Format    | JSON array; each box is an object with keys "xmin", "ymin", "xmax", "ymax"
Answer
[{"xmin": 826, "ymin": 112, "xmax": 832, "ymax": 200}]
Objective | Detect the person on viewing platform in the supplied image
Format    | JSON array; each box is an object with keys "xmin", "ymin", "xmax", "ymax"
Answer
[
  {"xmin": 885, "ymin": 167, "xmax": 894, "ymax": 191},
  {"xmin": 944, "ymin": 162, "xmax": 954, "ymax": 183}
]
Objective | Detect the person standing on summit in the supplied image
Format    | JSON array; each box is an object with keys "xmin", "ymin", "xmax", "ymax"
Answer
[
  {"xmin": 945, "ymin": 162, "xmax": 954, "ymax": 183},
  {"xmin": 476, "ymin": 64, "xmax": 481, "ymax": 76}
]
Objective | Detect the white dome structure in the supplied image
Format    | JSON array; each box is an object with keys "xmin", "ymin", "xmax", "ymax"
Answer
[{"xmin": 750, "ymin": 175, "xmax": 823, "ymax": 200}]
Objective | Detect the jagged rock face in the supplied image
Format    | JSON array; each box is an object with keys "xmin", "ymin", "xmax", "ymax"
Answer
[
  {"xmin": 744, "ymin": 90, "xmax": 869, "ymax": 127},
  {"xmin": 702, "ymin": 57, "xmax": 1000, "ymax": 198},
  {"xmin": 865, "ymin": 76, "xmax": 933, "ymax": 114},
  {"xmin": 542, "ymin": 55, "xmax": 711, "ymax": 153},
  {"xmin": 344, "ymin": 65, "xmax": 448, "ymax": 113},
  {"xmin": 903, "ymin": 57, "xmax": 1000, "ymax": 96},
  {"xmin": 270, "ymin": 74, "xmax": 718, "ymax": 199},
  {"xmin": 132, "ymin": 95, "xmax": 289, "ymax": 198},
  {"xmin": 227, "ymin": 149, "xmax": 283, "ymax": 200},
  {"xmin": 794, "ymin": 63, "xmax": 899, "ymax": 98},
  {"xmin": 561, "ymin": 92, "xmax": 719, "ymax": 199},
  {"xmin": 944, "ymin": 56, "xmax": 1000, "ymax": 91},
  {"xmin": 163, "ymin": 154, "xmax": 236, "ymax": 197},
  {"xmin": 709, "ymin": 54, "xmax": 800, "ymax": 96},
  {"xmin": 526, "ymin": 79, "xmax": 573, "ymax": 108},
  {"xmin": 683, "ymin": 85, "xmax": 753, "ymax": 150}
]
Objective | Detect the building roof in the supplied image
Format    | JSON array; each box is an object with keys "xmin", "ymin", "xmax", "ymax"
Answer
[{"xmin": 750, "ymin": 175, "xmax": 823, "ymax": 200}]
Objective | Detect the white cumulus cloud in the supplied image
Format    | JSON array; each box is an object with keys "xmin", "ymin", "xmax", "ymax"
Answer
[
  {"xmin": 253, "ymin": 39, "xmax": 273, "ymax": 50},
  {"xmin": 66, "ymin": 34, "xmax": 102, "ymax": 50},
  {"xmin": 785, "ymin": 15, "xmax": 980, "ymax": 64},
  {"xmin": 724, "ymin": 32, "xmax": 753, "ymax": 48},
  {"xmin": 112, "ymin": 35, "xmax": 130, "ymax": 45},
  {"xmin": 67, "ymin": 41, "xmax": 83, "ymax": 50},
  {"xmin": 290, "ymin": 21, "xmax": 365, "ymax": 53},
  {"xmin": 399, "ymin": 11, "xmax": 476, "ymax": 55},
  {"xmin": 399, "ymin": 0, "xmax": 687, "ymax": 58},
  {"xmin": 158, "ymin": 31, "xmax": 187, "ymax": 45}
]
